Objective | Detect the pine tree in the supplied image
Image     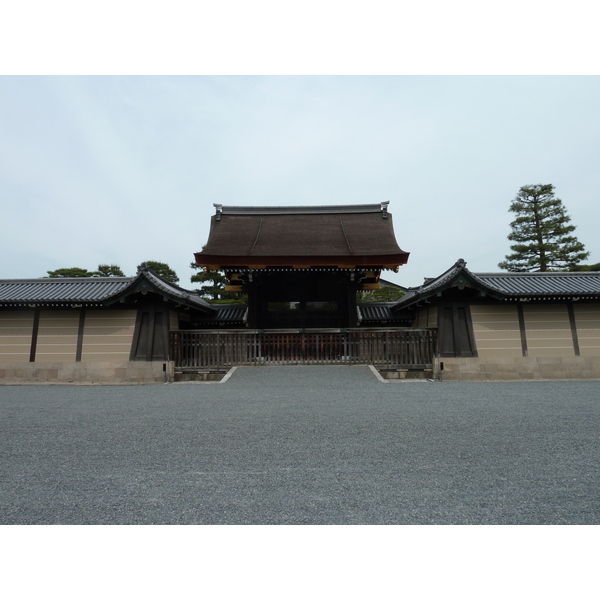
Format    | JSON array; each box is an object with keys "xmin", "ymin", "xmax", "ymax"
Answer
[
  {"xmin": 357, "ymin": 287, "xmax": 405, "ymax": 303},
  {"xmin": 190, "ymin": 263, "xmax": 246, "ymax": 302},
  {"xmin": 93, "ymin": 264, "xmax": 126, "ymax": 277},
  {"xmin": 498, "ymin": 184, "xmax": 589, "ymax": 272},
  {"xmin": 46, "ymin": 267, "xmax": 93, "ymax": 278}
]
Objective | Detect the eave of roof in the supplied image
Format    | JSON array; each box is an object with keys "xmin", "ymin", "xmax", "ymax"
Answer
[
  {"xmin": 358, "ymin": 302, "xmax": 413, "ymax": 323},
  {"xmin": 190, "ymin": 302, "xmax": 413, "ymax": 325},
  {"xmin": 103, "ymin": 268, "xmax": 215, "ymax": 313},
  {"xmin": 0, "ymin": 268, "xmax": 216, "ymax": 313},
  {"xmin": 0, "ymin": 277, "xmax": 132, "ymax": 307},
  {"xmin": 392, "ymin": 259, "xmax": 600, "ymax": 310},
  {"xmin": 193, "ymin": 304, "xmax": 248, "ymax": 324},
  {"xmin": 474, "ymin": 271, "xmax": 600, "ymax": 299},
  {"xmin": 196, "ymin": 202, "xmax": 409, "ymax": 268},
  {"xmin": 195, "ymin": 255, "xmax": 409, "ymax": 268}
]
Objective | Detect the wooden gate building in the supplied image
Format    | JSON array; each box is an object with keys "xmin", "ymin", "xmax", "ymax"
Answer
[
  {"xmin": 194, "ymin": 202, "xmax": 409, "ymax": 329},
  {"xmin": 6, "ymin": 202, "xmax": 599, "ymax": 382}
]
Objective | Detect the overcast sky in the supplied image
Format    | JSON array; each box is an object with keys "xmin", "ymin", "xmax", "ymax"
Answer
[{"xmin": 2, "ymin": 75, "xmax": 599, "ymax": 288}]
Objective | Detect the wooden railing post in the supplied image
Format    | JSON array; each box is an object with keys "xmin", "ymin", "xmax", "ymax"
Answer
[{"xmin": 168, "ymin": 328, "xmax": 437, "ymax": 370}]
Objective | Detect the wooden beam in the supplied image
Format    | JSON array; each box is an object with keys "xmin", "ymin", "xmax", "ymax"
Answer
[
  {"xmin": 517, "ymin": 304, "xmax": 528, "ymax": 357},
  {"xmin": 29, "ymin": 307, "xmax": 40, "ymax": 363},
  {"xmin": 76, "ymin": 308, "xmax": 86, "ymax": 362},
  {"xmin": 567, "ymin": 302, "xmax": 580, "ymax": 357}
]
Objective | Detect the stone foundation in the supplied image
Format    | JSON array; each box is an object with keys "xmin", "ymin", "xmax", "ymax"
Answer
[
  {"xmin": 435, "ymin": 356, "xmax": 600, "ymax": 381},
  {"xmin": 379, "ymin": 368, "xmax": 434, "ymax": 380},
  {"xmin": 174, "ymin": 370, "xmax": 226, "ymax": 382},
  {"xmin": 4, "ymin": 358, "xmax": 598, "ymax": 383},
  {"xmin": 0, "ymin": 361, "xmax": 175, "ymax": 384}
]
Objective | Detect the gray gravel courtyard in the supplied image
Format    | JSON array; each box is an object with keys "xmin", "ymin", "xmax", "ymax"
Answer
[{"xmin": 1, "ymin": 366, "xmax": 599, "ymax": 524}]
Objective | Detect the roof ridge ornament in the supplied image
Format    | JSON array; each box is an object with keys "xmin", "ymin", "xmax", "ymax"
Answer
[
  {"xmin": 381, "ymin": 201, "xmax": 389, "ymax": 219},
  {"xmin": 455, "ymin": 258, "xmax": 467, "ymax": 269},
  {"xmin": 212, "ymin": 204, "xmax": 390, "ymax": 216},
  {"xmin": 137, "ymin": 262, "xmax": 149, "ymax": 273}
]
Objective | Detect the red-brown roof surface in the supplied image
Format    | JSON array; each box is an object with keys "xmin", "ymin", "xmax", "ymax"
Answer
[{"xmin": 195, "ymin": 204, "xmax": 409, "ymax": 268}]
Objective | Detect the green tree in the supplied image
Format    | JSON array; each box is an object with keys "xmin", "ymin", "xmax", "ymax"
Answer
[
  {"xmin": 190, "ymin": 264, "xmax": 246, "ymax": 302},
  {"xmin": 47, "ymin": 264, "xmax": 126, "ymax": 278},
  {"xmin": 568, "ymin": 262, "xmax": 600, "ymax": 272},
  {"xmin": 93, "ymin": 264, "xmax": 126, "ymax": 277},
  {"xmin": 498, "ymin": 184, "xmax": 589, "ymax": 272},
  {"xmin": 144, "ymin": 261, "xmax": 179, "ymax": 283},
  {"xmin": 46, "ymin": 267, "xmax": 93, "ymax": 278}
]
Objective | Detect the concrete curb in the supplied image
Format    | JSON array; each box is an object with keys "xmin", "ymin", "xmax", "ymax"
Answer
[
  {"xmin": 219, "ymin": 366, "xmax": 238, "ymax": 384},
  {"xmin": 368, "ymin": 365, "xmax": 388, "ymax": 383}
]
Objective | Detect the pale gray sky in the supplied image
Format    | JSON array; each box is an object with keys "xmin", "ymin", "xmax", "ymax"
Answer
[{"xmin": 2, "ymin": 76, "xmax": 598, "ymax": 288}]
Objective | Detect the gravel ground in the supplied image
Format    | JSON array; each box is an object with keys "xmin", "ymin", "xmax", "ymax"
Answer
[{"xmin": 1, "ymin": 366, "xmax": 599, "ymax": 524}]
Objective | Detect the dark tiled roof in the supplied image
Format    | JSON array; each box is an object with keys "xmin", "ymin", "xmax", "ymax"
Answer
[
  {"xmin": 475, "ymin": 272, "xmax": 600, "ymax": 297},
  {"xmin": 193, "ymin": 302, "xmax": 411, "ymax": 326},
  {"xmin": 211, "ymin": 304, "xmax": 247, "ymax": 322},
  {"xmin": 393, "ymin": 259, "xmax": 600, "ymax": 309},
  {"xmin": 132, "ymin": 269, "xmax": 214, "ymax": 311},
  {"xmin": 358, "ymin": 303, "xmax": 413, "ymax": 323},
  {"xmin": 196, "ymin": 202, "xmax": 409, "ymax": 267},
  {"xmin": 0, "ymin": 277, "xmax": 131, "ymax": 306},
  {"xmin": 0, "ymin": 269, "xmax": 215, "ymax": 312}
]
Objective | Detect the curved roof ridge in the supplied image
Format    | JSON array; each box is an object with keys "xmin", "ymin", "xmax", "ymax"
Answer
[
  {"xmin": 411, "ymin": 258, "xmax": 505, "ymax": 296},
  {"xmin": 109, "ymin": 269, "xmax": 214, "ymax": 312},
  {"xmin": 393, "ymin": 260, "xmax": 600, "ymax": 311},
  {"xmin": 392, "ymin": 259, "xmax": 504, "ymax": 310}
]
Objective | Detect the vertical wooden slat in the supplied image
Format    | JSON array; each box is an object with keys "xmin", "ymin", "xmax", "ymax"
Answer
[{"xmin": 168, "ymin": 329, "xmax": 437, "ymax": 370}]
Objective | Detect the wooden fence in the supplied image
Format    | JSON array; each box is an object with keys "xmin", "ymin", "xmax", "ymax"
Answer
[{"xmin": 169, "ymin": 328, "xmax": 437, "ymax": 369}]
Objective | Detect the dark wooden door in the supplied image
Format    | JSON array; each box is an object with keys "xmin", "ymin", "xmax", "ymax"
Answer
[{"xmin": 439, "ymin": 302, "xmax": 476, "ymax": 357}]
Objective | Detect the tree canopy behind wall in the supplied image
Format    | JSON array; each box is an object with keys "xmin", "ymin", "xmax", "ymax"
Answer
[
  {"xmin": 190, "ymin": 264, "xmax": 247, "ymax": 303},
  {"xmin": 144, "ymin": 261, "xmax": 179, "ymax": 284},
  {"xmin": 357, "ymin": 287, "xmax": 405, "ymax": 303},
  {"xmin": 46, "ymin": 264, "xmax": 125, "ymax": 278},
  {"xmin": 569, "ymin": 262, "xmax": 600, "ymax": 271},
  {"xmin": 94, "ymin": 264, "xmax": 125, "ymax": 277},
  {"xmin": 45, "ymin": 263, "xmax": 180, "ymax": 279},
  {"xmin": 498, "ymin": 184, "xmax": 589, "ymax": 272}
]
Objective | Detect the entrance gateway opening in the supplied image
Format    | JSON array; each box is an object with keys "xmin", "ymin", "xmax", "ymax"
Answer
[{"xmin": 262, "ymin": 272, "xmax": 348, "ymax": 329}]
